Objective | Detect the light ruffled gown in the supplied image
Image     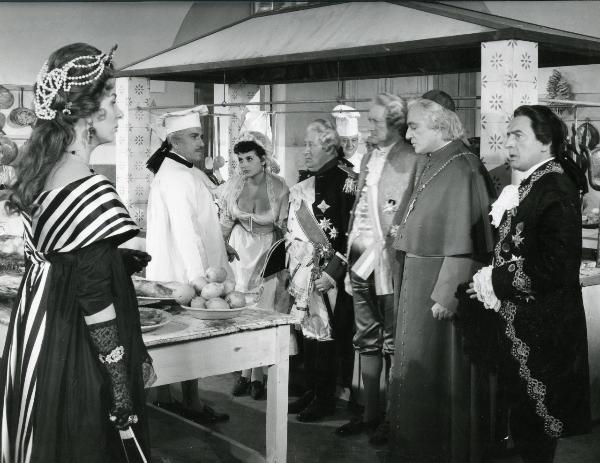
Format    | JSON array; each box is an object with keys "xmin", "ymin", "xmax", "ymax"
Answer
[{"xmin": 219, "ymin": 172, "xmax": 290, "ymax": 312}]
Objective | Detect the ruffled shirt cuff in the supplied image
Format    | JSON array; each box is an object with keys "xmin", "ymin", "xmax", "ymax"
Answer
[{"xmin": 472, "ymin": 265, "xmax": 501, "ymax": 311}]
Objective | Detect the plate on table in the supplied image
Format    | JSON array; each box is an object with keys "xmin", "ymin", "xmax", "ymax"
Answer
[
  {"xmin": 137, "ymin": 296, "xmax": 176, "ymax": 306},
  {"xmin": 182, "ymin": 305, "xmax": 244, "ymax": 320},
  {"xmin": 139, "ymin": 307, "xmax": 172, "ymax": 332}
]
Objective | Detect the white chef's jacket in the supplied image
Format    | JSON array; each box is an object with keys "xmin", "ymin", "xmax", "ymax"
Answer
[{"xmin": 146, "ymin": 155, "xmax": 232, "ymax": 283}]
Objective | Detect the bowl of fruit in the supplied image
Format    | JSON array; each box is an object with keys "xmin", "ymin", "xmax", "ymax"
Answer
[{"xmin": 182, "ymin": 267, "xmax": 247, "ymax": 320}]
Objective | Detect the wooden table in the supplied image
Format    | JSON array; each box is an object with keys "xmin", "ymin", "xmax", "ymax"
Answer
[{"xmin": 143, "ymin": 307, "xmax": 295, "ymax": 463}]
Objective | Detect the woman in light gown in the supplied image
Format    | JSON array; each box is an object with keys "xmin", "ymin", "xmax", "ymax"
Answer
[{"xmin": 219, "ymin": 132, "xmax": 290, "ymax": 399}]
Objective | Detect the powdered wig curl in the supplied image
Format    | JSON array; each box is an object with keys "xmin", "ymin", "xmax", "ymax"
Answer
[
  {"xmin": 373, "ymin": 93, "xmax": 408, "ymax": 138},
  {"xmin": 409, "ymin": 98, "xmax": 465, "ymax": 141},
  {"xmin": 307, "ymin": 119, "xmax": 342, "ymax": 158}
]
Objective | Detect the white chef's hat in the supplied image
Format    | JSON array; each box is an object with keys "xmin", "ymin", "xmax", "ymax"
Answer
[
  {"xmin": 158, "ymin": 105, "xmax": 209, "ymax": 136},
  {"xmin": 332, "ymin": 104, "xmax": 360, "ymax": 137},
  {"xmin": 241, "ymin": 108, "xmax": 272, "ymax": 141}
]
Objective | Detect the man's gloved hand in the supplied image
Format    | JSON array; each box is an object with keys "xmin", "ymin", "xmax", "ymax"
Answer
[{"xmin": 120, "ymin": 248, "xmax": 152, "ymax": 275}]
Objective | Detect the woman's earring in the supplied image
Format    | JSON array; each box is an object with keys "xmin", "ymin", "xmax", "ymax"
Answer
[{"xmin": 88, "ymin": 121, "xmax": 96, "ymax": 142}]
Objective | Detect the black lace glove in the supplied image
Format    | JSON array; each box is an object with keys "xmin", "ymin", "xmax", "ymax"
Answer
[
  {"xmin": 119, "ymin": 248, "xmax": 152, "ymax": 275},
  {"xmin": 88, "ymin": 319, "xmax": 138, "ymax": 430}
]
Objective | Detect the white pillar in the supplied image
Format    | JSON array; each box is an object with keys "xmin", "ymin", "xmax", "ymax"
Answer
[
  {"xmin": 115, "ymin": 77, "xmax": 152, "ymax": 230},
  {"xmin": 271, "ymin": 84, "xmax": 287, "ymax": 183},
  {"xmin": 214, "ymin": 83, "xmax": 260, "ymax": 180},
  {"xmin": 480, "ymin": 40, "xmax": 538, "ymax": 181}
]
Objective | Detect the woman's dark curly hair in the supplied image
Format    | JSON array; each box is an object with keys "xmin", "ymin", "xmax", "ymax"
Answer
[
  {"xmin": 233, "ymin": 140, "xmax": 267, "ymax": 160},
  {"xmin": 6, "ymin": 43, "xmax": 115, "ymax": 214}
]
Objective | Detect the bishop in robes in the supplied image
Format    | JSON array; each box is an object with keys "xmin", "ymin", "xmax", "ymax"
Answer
[
  {"xmin": 145, "ymin": 105, "xmax": 232, "ymax": 424},
  {"xmin": 387, "ymin": 95, "xmax": 495, "ymax": 463}
]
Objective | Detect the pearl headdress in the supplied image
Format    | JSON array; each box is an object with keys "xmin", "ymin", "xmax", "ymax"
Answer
[{"xmin": 34, "ymin": 45, "xmax": 117, "ymax": 120}]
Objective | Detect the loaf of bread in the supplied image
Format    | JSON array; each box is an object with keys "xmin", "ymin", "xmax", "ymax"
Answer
[
  {"xmin": 0, "ymin": 273, "xmax": 22, "ymax": 299},
  {"xmin": 132, "ymin": 278, "xmax": 173, "ymax": 298}
]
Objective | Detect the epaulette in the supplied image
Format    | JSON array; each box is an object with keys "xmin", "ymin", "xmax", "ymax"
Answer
[{"xmin": 338, "ymin": 164, "xmax": 358, "ymax": 194}]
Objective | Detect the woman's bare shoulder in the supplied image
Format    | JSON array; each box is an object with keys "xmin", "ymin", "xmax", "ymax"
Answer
[{"xmin": 44, "ymin": 159, "xmax": 92, "ymax": 191}]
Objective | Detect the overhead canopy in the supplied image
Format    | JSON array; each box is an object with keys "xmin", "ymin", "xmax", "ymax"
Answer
[{"xmin": 118, "ymin": 1, "xmax": 600, "ymax": 84}]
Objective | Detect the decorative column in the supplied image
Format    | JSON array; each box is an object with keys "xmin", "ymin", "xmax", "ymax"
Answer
[
  {"xmin": 115, "ymin": 77, "xmax": 153, "ymax": 230},
  {"xmin": 480, "ymin": 40, "xmax": 538, "ymax": 179},
  {"xmin": 214, "ymin": 83, "xmax": 260, "ymax": 180}
]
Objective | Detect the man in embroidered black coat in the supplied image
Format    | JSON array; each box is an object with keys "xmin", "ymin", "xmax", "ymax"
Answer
[{"xmin": 470, "ymin": 105, "xmax": 590, "ymax": 463}]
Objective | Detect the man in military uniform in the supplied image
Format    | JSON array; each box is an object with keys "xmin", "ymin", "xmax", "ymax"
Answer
[{"xmin": 286, "ymin": 119, "xmax": 356, "ymax": 422}]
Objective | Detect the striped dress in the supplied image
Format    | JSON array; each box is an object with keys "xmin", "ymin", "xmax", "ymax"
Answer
[{"xmin": 0, "ymin": 175, "xmax": 150, "ymax": 463}]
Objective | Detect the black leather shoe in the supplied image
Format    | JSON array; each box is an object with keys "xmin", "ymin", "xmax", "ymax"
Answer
[
  {"xmin": 335, "ymin": 416, "xmax": 380, "ymax": 436},
  {"xmin": 250, "ymin": 380, "xmax": 265, "ymax": 400},
  {"xmin": 153, "ymin": 400, "xmax": 185, "ymax": 415},
  {"xmin": 368, "ymin": 420, "xmax": 390, "ymax": 446},
  {"xmin": 232, "ymin": 376, "xmax": 250, "ymax": 396},
  {"xmin": 288, "ymin": 390, "xmax": 314, "ymax": 414},
  {"xmin": 296, "ymin": 397, "xmax": 336, "ymax": 423},
  {"xmin": 184, "ymin": 404, "xmax": 230, "ymax": 425}
]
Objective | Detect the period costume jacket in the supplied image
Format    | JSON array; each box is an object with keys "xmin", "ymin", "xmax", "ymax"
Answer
[
  {"xmin": 491, "ymin": 159, "xmax": 590, "ymax": 438},
  {"xmin": 146, "ymin": 153, "xmax": 232, "ymax": 284},
  {"xmin": 287, "ymin": 158, "xmax": 356, "ymax": 340},
  {"xmin": 348, "ymin": 140, "xmax": 418, "ymax": 294}
]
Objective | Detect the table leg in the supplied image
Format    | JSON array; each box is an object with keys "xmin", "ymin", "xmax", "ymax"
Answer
[{"xmin": 266, "ymin": 325, "xmax": 290, "ymax": 463}]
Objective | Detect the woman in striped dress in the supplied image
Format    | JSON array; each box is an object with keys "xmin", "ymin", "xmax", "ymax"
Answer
[{"xmin": 0, "ymin": 43, "xmax": 152, "ymax": 463}]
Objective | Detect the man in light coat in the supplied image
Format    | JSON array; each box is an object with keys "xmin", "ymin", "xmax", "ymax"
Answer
[{"xmin": 335, "ymin": 93, "xmax": 418, "ymax": 445}]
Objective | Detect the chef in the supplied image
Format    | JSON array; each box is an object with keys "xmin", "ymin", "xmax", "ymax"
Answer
[
  {"xmin": 146, "ymin": 105, "xmax": 234, "ymax": 284},
  {"xmin": 146, "ymin": 105, "xmax": 233, "ymax": 424},
  {"xmin": 332, "ymin": 104, "xmax": 363, "ymax": 173}
]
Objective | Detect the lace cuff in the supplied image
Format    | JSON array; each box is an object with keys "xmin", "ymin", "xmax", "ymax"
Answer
[
  {"xmin": 472, "ymin": 266, "xmax": 501, "ymax": 311},
  {"xmin": 88, "ymin": 319, "xmax": 135, "ymax": 429}
]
